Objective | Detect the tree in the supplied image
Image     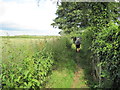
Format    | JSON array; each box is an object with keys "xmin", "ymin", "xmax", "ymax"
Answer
[{"xmin": 51, "ymin": 2, "xmax": 119, "ymax": 35}]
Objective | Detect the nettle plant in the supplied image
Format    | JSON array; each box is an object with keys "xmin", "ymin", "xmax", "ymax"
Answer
[{"xmin": 1, "ymin": 48, "xmax": 54, "ymax": 88}]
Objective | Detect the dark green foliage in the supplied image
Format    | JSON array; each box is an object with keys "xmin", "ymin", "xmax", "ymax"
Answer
[
  {"xmin": 91, "ymin": 22, "xmax": 120, "ymax": 87},
  {"xmin": 52, "ymin": 2, "xmax": 119, "ymax": 35},
  {"xmin": 51, "ymin": 2, "xmax": 92, "ymax": 34},
  {"xmin": 81, "ymin": 27, "xmax": 94, "ymax": 52}
]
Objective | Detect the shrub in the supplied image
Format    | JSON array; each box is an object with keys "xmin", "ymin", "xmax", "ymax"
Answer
[{"xmin": 91, "ymin": 22, "xmax": 120, "ymax": 87}]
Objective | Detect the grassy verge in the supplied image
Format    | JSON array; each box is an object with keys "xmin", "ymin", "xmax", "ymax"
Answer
[{"xmin": 46, "ymin": 49, "xmax": 76, "ymax": 88}]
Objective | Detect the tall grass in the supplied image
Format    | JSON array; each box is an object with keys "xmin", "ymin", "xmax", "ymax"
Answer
[
  {"xmin": 45, "ymin": 37, "xmax": 77, "ymax": 88},
  {"xmin": 1, "ymin": 36, "xmax": 70, "ymax": 88}
]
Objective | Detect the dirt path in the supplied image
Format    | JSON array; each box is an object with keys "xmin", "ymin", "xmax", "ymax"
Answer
[
  {"xmin": 46, "ymin": 50, "xmax": 90, "ymax": 88},
  {"xmin": 71, "ymin": 55, "xmax": 88, "ymax": 88}
]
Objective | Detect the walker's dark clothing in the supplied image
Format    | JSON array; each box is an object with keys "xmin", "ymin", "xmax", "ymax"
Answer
[{"xmin": 76, "ymin": 45, "xmax": 80, "ymax": 48}]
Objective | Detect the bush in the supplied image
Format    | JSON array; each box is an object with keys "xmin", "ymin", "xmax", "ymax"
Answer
[
  {"xmin": 1, "ymin": 46, "xmax": 54, "ymax": 88},
  {"xmin": 91, "ymin": 22, "xmax": 120, "ymax": 87},
  {"xmin": 81, "ymin": 27, "xmax": 94, "ymax": 53}
]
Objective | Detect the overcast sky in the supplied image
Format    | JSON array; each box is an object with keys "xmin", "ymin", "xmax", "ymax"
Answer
[{"xmin": 0, "ymin": 0, "xmax": 61, "ymax": 36}]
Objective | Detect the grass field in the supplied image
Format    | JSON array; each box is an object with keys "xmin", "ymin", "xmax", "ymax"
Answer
[{"xmin": 1, "ymin": 36, "xmax": 94, "ymax": 88}]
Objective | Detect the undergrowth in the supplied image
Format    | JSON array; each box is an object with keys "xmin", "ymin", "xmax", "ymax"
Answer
[{"xmin": 1, "ymin": 36, "xmax": 70, "ymax": 88}]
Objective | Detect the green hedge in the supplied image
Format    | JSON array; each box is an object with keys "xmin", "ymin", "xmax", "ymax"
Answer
[{"xmin": 91, "ymin": 22, "xmax": 120, "ymax": 87}]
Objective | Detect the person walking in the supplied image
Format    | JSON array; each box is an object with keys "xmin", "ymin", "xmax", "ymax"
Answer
[{"xmin": 75, "ymin": 37, "xmax": 81, "ymax": 52}]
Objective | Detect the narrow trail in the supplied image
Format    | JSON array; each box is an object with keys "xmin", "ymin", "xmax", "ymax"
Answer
[
  {"xmin": 46, "ymin": 49, "xmax": 91, "ymax": 88},
  {"xmin": 71, "ymin": 54, "xmax": 88, "ymax": 88}
]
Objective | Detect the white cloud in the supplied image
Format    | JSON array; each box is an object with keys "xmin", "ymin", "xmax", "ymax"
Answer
[{"xmin": 0, "ymin": 0, "xmax": 61, "ymax": 36}]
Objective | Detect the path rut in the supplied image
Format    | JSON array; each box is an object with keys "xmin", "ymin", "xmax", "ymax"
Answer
[{"xmin": 71, "ymin": 55, "xmax": 88, "ymax": 88}]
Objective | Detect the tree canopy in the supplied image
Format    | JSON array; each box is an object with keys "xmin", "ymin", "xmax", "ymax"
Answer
[{"xmin": 51, "ymin": 2, "xmax": 119, "ymax": 35}]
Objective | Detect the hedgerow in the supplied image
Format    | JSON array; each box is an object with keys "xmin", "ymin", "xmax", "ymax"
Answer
[{"xmin": 91, "ymin": 22, "xmax": 120, "ymax": 87}]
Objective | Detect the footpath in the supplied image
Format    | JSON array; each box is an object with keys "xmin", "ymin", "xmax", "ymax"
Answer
[{"xmin": 46, "ymin": 48, "xmax": 93, "ymax": 88}]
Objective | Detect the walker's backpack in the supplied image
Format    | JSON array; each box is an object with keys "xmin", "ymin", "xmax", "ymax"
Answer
[{"xmin": 75, "ymin": 38, "xmax": 81, "ymax": 45}]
